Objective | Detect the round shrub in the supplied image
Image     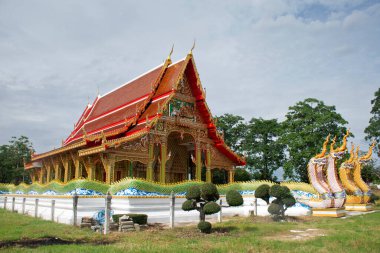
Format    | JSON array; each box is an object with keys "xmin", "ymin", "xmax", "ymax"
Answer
[
  {"xmin": 283, "ymin": 196, "xmax": 296, "ymax": 208},
  {"xmin": 255, "ymin": 184, "xmax": 270, "ymax": 203},
  {"xmin": 112, "ymin": 213, "xmax": 148, "ymax": 225},
  {"xmin": 182, "ymin": 200, "xmax": 196, "ymax": 211},
  {"xmin": 226, "ymin": 190, "xmax": 243, "ymax": 206},
  {"xmin": 200, "ymin": 183, "xmax": 219, "ymax": 201},
  {"xmin": 198, "ymin": 221, "xmax": 212, "ymax": 233},
  {"xmin": 204, "ymin": 201, "xmax": 221, "ymax": 215},
  {"xmin": 268, "ymin": 203, "xmax": 281, "ymax": 215},
  {"xmin": 279, "ymin": 186, "xmax": 291, "ymax": 197},
  {"xmin": 186, "ymin": 185, "xmax": 201, "ymax": 200},
  {"xmin": 269, "ymin": 185, "xmax": 290, "ymax": 199},
  {"xmin": 271, "ymin": 199, "xmax": 282, "ymax": 205},
  {"xmin": 269, "ymin": 185, "xmax": 282, "ymax": 198}
]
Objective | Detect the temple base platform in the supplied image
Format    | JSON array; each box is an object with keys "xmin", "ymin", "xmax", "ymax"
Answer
[
  {"xmin": 312, "ymin": 207, "xmax": 346, "ymax": 217},
  {"xmin": 345, "ymin": 203, "xmax": 374, "ymax": 212}
]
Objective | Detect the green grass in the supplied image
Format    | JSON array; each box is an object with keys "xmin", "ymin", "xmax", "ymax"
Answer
[{"xmin": 0, "ymin": 208, "xmax": 379, "ymax": 252}]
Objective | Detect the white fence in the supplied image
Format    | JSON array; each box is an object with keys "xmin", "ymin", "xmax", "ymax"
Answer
[{"xmin": 0, "ymin": 194, "xmax": 310, "ymax": 233}]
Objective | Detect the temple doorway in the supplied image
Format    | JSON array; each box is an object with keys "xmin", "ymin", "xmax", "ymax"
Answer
[
  {"xmin": 166, "ymin": 132, "xmax": 196, "ymax": 183},
  {"xmin": 95, "ymin": 161, "xmax": 106, "ymax": 182}
]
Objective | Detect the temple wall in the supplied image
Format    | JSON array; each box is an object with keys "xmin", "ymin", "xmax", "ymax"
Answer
[{"xmin": 0, "ymin": 195, "xmax": 310, "ymax": 225}]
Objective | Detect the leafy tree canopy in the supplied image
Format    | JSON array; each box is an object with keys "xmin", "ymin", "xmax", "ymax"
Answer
[
  {"xmin": 281, "ymin": 98, "xmax": 351, "ymax": 182},
  {"xmin": 0, "ymin": 136, "xmax": 33, "ymax": 184},
  {"xmin": 244, "ymin": 118, "xmax": 284, "ymax": 181},
  {"xmin": 365, "ymin": 88, "xmax": 380, "ymax": 157},
  {"xmin": 215, "ymin": 114, "xmax": 247, "ymax": 154}
]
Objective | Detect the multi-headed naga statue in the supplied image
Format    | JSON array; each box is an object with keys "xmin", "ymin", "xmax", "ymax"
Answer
[
  {"xmin": 305, "ymin": 130, "xmax": 349, "ymax": 209},
  {"xmin": 354, "ymin": 142, "xmax": 376, "ymax": 204},
  {"xmin": 339, "ymin": 143, "xmax": 363, "ymax": 204},
  {"xmin": 326, "ymin": 131, "xmax": 349, "ymax": 208}
]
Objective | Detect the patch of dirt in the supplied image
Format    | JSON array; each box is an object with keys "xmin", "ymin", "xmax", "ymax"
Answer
[
  {"xmin": 0, "ymin": 237, "xmax": 111, "ymax": 249},
  {"xmin": 248, "ymin": 215, "xmax": 317, "ymax": 224},
  {"xmin": 264, "ymin": 228, "xmax": 326, "ymax": 241}
]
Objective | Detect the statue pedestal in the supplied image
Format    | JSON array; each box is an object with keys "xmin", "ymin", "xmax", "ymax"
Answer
[
  {"xmin": 345, "ymin": 203, "xmax": 374, "ymax": 212},
  {"xmin": 312, "ymin": 207, "xmax": 346, "ymax": 217}
]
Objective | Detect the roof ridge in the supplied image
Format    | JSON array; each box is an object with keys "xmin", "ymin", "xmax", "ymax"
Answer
[{"xmin": 100, "ymin": 63, "xmax": 165, "ymax": 98}]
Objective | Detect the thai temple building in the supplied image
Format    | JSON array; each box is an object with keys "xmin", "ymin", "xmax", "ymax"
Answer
[{"xmin": 24, "ymin": 49, "xmax": 245, "ymax": 185}]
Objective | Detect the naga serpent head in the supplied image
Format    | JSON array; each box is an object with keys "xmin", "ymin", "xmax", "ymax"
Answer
[
  {"xmin": 330, "ymin": 129, "xmax": 350, "ymax": 159},
  {"xmin": 358, "ymin": 141, "xmax": 376, "ymax": 165},
  {"xmin": 341, "ymin": 143, "xmax": 355, "ymax": 169},
  {"xmin": 312, "ymin": 134, "xmax": 330, "ymax": 165}
]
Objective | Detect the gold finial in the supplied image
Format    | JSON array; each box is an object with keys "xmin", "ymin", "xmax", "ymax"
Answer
[
  {"xmin": 189, "ymin": 39, "xmax": 196, "ymax": 55},
  {"xmin": 315, "ymin": 134, "xmax": 330, "ymax": 158},
  {"xmin": 360, "ymin": 141, "xmax": 376, "ymax": 160},
  {"xmin": 337, "ymin": 129, "xmax": 350, "ymax": 152},
  {"xmin": 348, "ymin": 142, "xmax": 355, "ymax": 163},
  {"xmin": 97, "ymin": 86, "xmax": 100, "ymax": 97},
  {"xmin": 330, "ymin": 136, "xmax": 337, "ymax": 152},
  {"xmin": 87, "ymin": 96, "xmax": 90, "ymax": 105},
  {"xmin": 167, "ymin": 44, "xmax": 174, "ymax": 63},
  {"xmin": 82, "ymin": 127, "xmax": 87, "ymax": 138}
]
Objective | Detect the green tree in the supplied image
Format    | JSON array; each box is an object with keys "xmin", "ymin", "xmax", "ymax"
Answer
[
  {"xmin": 234, "ymin": 168, "xmax": 252, "ymax": 182},
  {"xmin": 0, "ymin": 136, "xmax": 33, "ymax": 184},
  {"xmin": 215, "ymin": 114, "xmax": 247, "ymax": 153},
  {"xmin": 244, "ymin": 118, "xmax": 284, "ymax": 181},
  {"xmin": 281, "ymin": 98, "xmax": 350, "ymax": 182},
  {"xmin": 365, "ymin": 88, "xmax": 380, "ymax": 157}
]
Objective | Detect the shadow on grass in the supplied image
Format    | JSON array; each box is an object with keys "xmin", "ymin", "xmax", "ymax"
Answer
[{"xmin": 0, "ymin": 237, "xmax": 112, "ymax": 249}]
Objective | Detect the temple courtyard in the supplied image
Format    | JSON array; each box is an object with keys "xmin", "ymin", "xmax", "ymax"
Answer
[{"xmin": 0, "ymin": 207, "xmax": 379, "ymax": 253}]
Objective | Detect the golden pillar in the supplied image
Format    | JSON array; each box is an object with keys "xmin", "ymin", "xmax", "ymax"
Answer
[
  {"xmin": 195, "ymin": 144, "xmax": 202, "ymax": 181},
  {"xmin": 46, "ymin": 166, "xmax": 51, "ymax": 183},
  {"xmin": 39, "ymin": 168, "xmax": 44, "ymax": 184},
  {"xmin": 100, "ymin": 154, "xmax": 115, "ymax": 184},
  {"xmin": 73, "ymin": 157, "xmax": 81, "ymax": 179},
  {"xmin": 147, "ymin": 142, "xmax": 154, "ymax": 181},
  {"xmin": 61, "ymin": 155, "xmax": 69, "ymax": 183},
  {"xmin": 82, "ymin": 157, "xmax": 95, "ymax": 181},
  {"xmin": 228, "ymin": 169, "xmax": 235, "ymax": 183},
  {"xmin": 53, "ymin": 161, "xmax": 60, "ymax": 181},
  {"xmin": 160, "ymin": 142, "xmax": 167, "ymax": 183},
  {"xmin": 206, "ymin": 148, "xmax": 212, "ymax": 183}
]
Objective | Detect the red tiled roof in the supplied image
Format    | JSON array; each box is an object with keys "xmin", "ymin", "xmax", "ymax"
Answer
[
  {"xmin": 64, "ymin": 64, "xmax": 168, "ymax": 145},
  {"xmin": 34, "ymin": 54, "xmax": 244, "ymax": 166}
]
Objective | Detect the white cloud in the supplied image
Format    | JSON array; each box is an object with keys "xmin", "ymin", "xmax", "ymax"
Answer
[{"xmin": 0, "ymin": 0, "xmax": 379, "ymax": 157}]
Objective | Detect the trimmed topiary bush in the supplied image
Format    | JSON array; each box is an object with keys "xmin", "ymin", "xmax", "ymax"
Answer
[
  {"xmin": 198, "ymin": 221, "xmax": 212, "ymax": 233},
  {"xmin": 204, "ymin": 202, "xmax": 221, "ymax": 215},
  {"xmin": 200, "ymin": 183, "xmax": 219, "ymax": 201},
  {"xmin": 182, "ymin": 199, "xmax": 196, "ymax": 211},
  {"xmin": 226, "ymin": 190, "xmax": 244, "ymax": 206},
  {"xmin": 254, "ymin": 184, "xmax": 270, "ymax": 204},
  {"xmin": 268, "ymin": 203, "xmax": 281, "ymax": 215},
  {"xmin": 255, "ymin": 184, "xmax": 296, "ymax": 221},
  {"xmin": 186, "ymin": 185, "xmax": 201, "ymax": 200},
  {"xmin": 112, "ymin": 213, "xmax": 148, "ymax": 225},
  {"xmin": 182, "ymin": 183, "xmax": 243, "ymax": 233}
]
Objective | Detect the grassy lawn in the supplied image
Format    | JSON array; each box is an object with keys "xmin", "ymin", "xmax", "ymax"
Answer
[{"xmin": 0, "ymin": 208, "xmax": 379, "ymax": 253}]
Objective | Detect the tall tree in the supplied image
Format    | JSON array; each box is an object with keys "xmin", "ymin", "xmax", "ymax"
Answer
[
  {"xmin": 364, "ymin": 88, "xmax": 380, "ymax": 157},
  {"xmin": 0, "ymin": 136, "xmax": 33, "ymax": 184},
  {"xmin": 244, "ymin": 118, "xmax": 284, "ymax": 181},
  {"xmin": 281, "ymin": 98, "xmax": 350, "ymax": 182},
  {"xmin": 214, "ymin": 114, "xmax": 247, "ymax": 154}
]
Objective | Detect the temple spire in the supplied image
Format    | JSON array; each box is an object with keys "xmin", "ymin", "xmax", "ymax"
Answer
[
  {"xmin": 167, "ymin": 44, "xmax": 174, "ymax": 64},
  {"xmin": 189, "ymin": 39, "xmax": 196, "ymax": 55}
]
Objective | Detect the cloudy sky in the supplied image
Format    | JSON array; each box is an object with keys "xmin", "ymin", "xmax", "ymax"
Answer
[{"xmin": 0, "ymin": 0, "xmax": 379, "ymax": 157}]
